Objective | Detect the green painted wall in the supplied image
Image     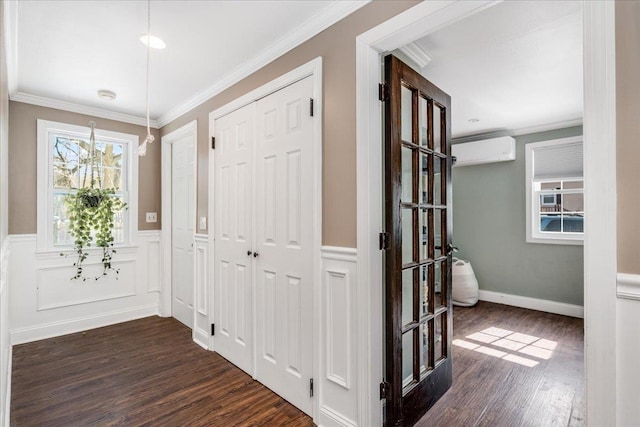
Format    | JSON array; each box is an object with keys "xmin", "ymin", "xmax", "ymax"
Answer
[{"xmin": 452, "ymin": 126, "xmax": 584, "ymax": 306}]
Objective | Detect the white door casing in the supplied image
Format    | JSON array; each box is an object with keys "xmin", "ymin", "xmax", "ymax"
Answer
[
  {"xmin": 213, "ymin": 103, "xmax": 255, "ymax": 374},
  {"xmin": 254, "ymin": 76, "xmax": 315, "ymax": 415},
  {"xmin": 171, "ymin": 135, "xmax": 196, "ymax": 328}
]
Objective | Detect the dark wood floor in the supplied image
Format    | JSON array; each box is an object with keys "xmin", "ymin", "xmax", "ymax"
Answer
[
  {"xmin": 11, "ymin": 301, "xmax": 583, "ymax": 427},
  {"xmin": 10, "ymin": 317, "xmax": 313, "ymax": 427},
  {"xmin": 418, "ymin": 301, "xmax": 584, "ymax": 427}
]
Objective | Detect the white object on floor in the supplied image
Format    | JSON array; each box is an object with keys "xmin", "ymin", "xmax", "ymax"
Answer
[{"xmin": 452, "ymin": 258, "xmax": 479, "ymax": 306}]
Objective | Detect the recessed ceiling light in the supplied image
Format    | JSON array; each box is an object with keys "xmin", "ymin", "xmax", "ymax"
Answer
[
  {"xmin": 468, "ymin": 118, "xmax": 480, "ymax": 123},
  {"xmin": 140, "ymin": 34, "xmax": 166, "ymax": 49},
  {"xmin": 97, "ymin": 89, "xmax": 117, "ymax": 100}
]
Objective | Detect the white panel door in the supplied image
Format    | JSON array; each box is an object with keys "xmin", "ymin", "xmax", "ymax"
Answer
[
  {"xmin": 172, "ymin": 135, "xmax": 195, "ymax": 328},
  {"xmin": 254, "ymin": 76, "xmax": 314, "ymax": 415},
  {"xmin": 214, "ymin": 103, "xmax": 254, "ymax": 374}
]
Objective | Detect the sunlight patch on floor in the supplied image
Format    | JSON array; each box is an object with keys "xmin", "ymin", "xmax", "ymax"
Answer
[
  {"xmin": 453, "ymin": 326, "xmax": 558, "ymax": 368},
  {"xmin": 503, "ymin": 354, "xmax": 539, "ymax": 368},
  {"xmin": 493, "ymin": 338, "xmax": 526, "ymax": 351}
]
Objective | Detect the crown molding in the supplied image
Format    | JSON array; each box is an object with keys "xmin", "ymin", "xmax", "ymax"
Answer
[
  {"xmin": 398, "ymin": 41, "xmax": 432, "ymax": 69},
  {"xmin": 3, "ymin": 0, "xmax": 19, "ymax": 97},
  {"xmin": 2, "ymin": 1, "xmax": 155, "ymax": 128},
  {"xmin": 11, "ymin": 92, "xmax": 158, "ymax": 128},
  {"xmin": 156, "ymin": 0, "xmax": 370, "ymax": 128},
  {"xmin": 6, "ymin": 1, "xmax": 368, "ymax": 128},
  {"xmin": 511, "ymin": 118, "xmax": 583, "ymax": 136}
]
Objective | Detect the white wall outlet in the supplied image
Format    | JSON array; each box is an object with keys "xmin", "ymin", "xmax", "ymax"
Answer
[
  {"xmin": 199, "ymin": 216, "xmax": 207, "ymax": 230},
  {"xmin": 146, "ymin": 212, "xmax": 157, "ymax": 223}
]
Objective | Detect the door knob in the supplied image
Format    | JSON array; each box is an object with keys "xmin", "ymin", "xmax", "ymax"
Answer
[
  {"xmin": 446, "ymin": 243, "xmax": 459, "ymax": 255},
  {"xmin": 247, "ymin": 250, "xmax": 252, "ymax": 256},
  {"xmin": 253, "ymin": 252, "xmax": 259, "ymax": 258}
]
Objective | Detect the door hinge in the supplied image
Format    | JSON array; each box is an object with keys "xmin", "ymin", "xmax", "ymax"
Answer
[
  {"xmin": 310, "ymin": 378, "xmax": 314, "ymax": 397},
  {"xmin": 379, "ymin": 232, "xmax": 390, "ymax": 250},
  {"xmin": 380, "ymin": 381, "xmax": 391, "ymax": 400},
  {"xmin": 310, "ymin": 98, "xmax": 314, "ymax": 117},
  {"xmin": 211, "ymin": 323, "xmax": 215, "ymax": 336},
  {"xmin": 211, "ymin": 136, "xmax": 216, "ymax": 150},
  {"xmin": 378, "ymin": 83, "xmax": 389, "ymax": 102}
]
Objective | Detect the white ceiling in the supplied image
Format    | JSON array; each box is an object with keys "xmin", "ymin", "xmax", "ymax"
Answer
[
  {"xmin": 10, "ymin": 0, "xmax": 366, "ymax": 126},
  {"xmin": 396, "ymin": 1, "xmax": 583, "ymax": 139},
  {"xmin": 9, "ymin": 1, "xmax": 583, "ymax": 134}
]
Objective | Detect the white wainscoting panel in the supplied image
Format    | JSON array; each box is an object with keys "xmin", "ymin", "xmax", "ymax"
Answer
[
  {"xmin": 616, "ymin": 273, "xmax": 640, "ymax": 425},
  {"xmin": 193, "ymin": 234, "xmax": 209, "ymax": 349},
  {"xmin": 319, "ymin": 246, "xmax": 358, "ymax": 427},
  {"xmin": 36, "ymin": 255, "xmax": 137, "ymax": 311},
  {"xmin": 137, "ymin": 230, "xmax": 162, "ymax": 296},
  {"xmin": 0, "ymin": 238, "xmax": 11, "ymax": 425},
  {"xmin": 143, "ymin": 232, "xmax": 162, "ymax": 293},
  {"xmin": 9, "ymin": 232, "xmax": 162, "ymax": 345},
  {"xmin": 325, "ymin": 268, "xmax": 351, "ymax": 390}
]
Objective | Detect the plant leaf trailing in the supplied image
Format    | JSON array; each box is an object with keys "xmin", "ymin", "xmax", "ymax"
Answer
[
  {"xmin": 61, "ymin": 121, "xmax": 128, "ymax": 281},
  {"xmin": 64, "ymin": 188, "xmax": 127, "ymax": 281}
]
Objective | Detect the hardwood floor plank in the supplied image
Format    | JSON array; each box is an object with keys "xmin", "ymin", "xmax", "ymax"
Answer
[
  {"xmin": 11, "ymin": 302, "xmax": 583, "ymax": 426},
  {"xmin": 11, "ymin": 317, "xmax": 313, "ymax": 427},
  {"xmin": 416, "ymin": 301, "xmax": 584, "ymax": 427}
]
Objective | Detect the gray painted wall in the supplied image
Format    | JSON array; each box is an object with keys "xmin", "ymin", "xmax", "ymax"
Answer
[{"xmin": 452, "ymin": 126, "xmax": 584, "ymax": 306}]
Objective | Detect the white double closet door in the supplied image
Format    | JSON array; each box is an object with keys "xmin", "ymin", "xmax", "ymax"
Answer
[{"xmin": 214, "ymin": 76, "xmax": 314, "ymax": 415}]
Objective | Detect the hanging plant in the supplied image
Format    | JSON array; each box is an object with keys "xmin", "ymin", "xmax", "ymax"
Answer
[
  {"xmin": 62, "ymin": 121, "xmax": 127, "ymax": 281},
  {"xmin": 65, "ymin": 187, "xmax": 127, "ymax": 281}
]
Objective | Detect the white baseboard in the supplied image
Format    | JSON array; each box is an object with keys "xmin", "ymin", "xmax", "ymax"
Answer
[
  {"xmin": 319, "ymin": 405, "xmax": 357, "ymax": 427},
  {"xmin": 10, "ymin": 304, "xmax": 159, "ymax": 345},
  {"xmin": 193, "ymin": 327, "xmax": 209, "ymax": 350},
  {"xmin": 617, "ymin": 273, "xmax": 640, "ymax": 301},
  {"xmin": 3, "ymin": 345, "xmax": 10, "ymax": 427},
  {"xmin": 478, "ymin": 290, "xmax": 584, "ymax": 318}
]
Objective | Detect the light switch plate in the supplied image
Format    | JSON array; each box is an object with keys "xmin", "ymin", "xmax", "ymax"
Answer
[
  {"xmin": 146, "ymin": 212, "xmax": 157, "ymax": 223},
  {"xmin": 199, "ymin": 216, "xmax": 207, "ymax": 230}
]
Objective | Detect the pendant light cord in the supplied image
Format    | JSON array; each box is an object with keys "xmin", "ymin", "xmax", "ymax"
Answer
[
  {"xmin": 89, "ymin": 121, "xmax": 96, "ymax": 186},
  {"xmin": 145, "ymin": 0, "xmax": 151, "ymax": 138},
  {"xmin": 140, "ymin": 0, "xmax": 155, "ymax": 156}
]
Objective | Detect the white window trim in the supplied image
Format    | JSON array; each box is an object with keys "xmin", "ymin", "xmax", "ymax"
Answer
[
  {"xmin": 36, "ymin": 119, "xmax": 139, "ymax": 253},
  {"xmin": 525, "ymin": 136, "xmax": 583, "ymax": 245}
]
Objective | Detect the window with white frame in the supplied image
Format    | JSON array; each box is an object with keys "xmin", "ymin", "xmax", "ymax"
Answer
[
  {"xmin": 37, "ymin": 120, "xmax": 138, "ymax": 251},
  {"xmin": 525, "ymin": 136, "xmax": 583, "ymax": 245}
]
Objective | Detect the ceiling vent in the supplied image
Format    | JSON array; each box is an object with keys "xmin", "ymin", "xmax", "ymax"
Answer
[{"xmin": 452, "ymin": 136, "xmax": 516, "ymax": 167}]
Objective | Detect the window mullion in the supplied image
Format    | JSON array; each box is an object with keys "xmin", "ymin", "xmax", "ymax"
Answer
[{"xmin": 45, "ymin": 123, "xmax": 133, "ymax": 251}]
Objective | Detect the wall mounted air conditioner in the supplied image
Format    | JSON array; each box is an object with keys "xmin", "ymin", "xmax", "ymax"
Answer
[{"xmin": 451, "ymin": 136, "xmax": 516, "ymax": 167}]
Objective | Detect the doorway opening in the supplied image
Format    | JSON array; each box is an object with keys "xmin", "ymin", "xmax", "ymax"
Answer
[
  {"xmin": 356, "ymin": 1, "xmax": 616, "ymax": 426},
  {"xmin": 383, "ymin": 2, "xmax": 584, "ymax": 424}
]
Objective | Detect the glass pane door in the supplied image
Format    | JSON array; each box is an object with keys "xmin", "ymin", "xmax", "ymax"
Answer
[{"xmin": 384, "ymin": 54, "xmax": 453, "ymax": 426}]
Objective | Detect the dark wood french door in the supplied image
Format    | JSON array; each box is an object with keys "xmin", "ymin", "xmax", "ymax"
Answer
[{"xmin": 383, "ymin": 54, "xmax": 453, "ymax": 426}]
